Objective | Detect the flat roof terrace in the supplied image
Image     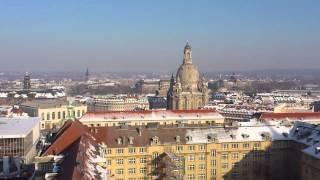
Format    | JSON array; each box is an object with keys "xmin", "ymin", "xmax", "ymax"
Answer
[{"xmin": 0, "ymin": 117, "xmax": 39, "ymax": 138}]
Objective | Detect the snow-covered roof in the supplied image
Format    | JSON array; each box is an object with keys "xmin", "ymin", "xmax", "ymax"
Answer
[
  {"xmin": 80, "ymin": 110, "xmax": 224, "ymax": 123},
  {"xmin": 186, "ymin": 120, "xmax": 291, "ymax": 144},
  {"xmin": 289, "ymin": 121, "xmax": 320, "ymax": 159},
  {"xmin": 0, "ymin": 117, "xmax": 39, "ymax": 138}
]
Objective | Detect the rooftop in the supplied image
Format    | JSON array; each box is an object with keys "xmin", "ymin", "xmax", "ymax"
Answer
[
  {"xmin": 0, "ymin": 117, "xmax": 39, "ymax": 138},
  {"xmin": 91, "ymin": 120, "xmax": 292, "ymax": 148},
  {"xmin": 81, "ymin": 109, "xmax": 223, "ymax": 122},
  {"xmin": 260, "ymin": 112, "xmax": 320, "ymax": 121},
  {"xmin": 91, "ymin": 119, "xmax": 320, "ymax": 160},
  {"xmin": 20, "ymin": 99, "xmax": 84, "ymax": 109},
  {"xmin": 41, "ymin": 120, "xmax": 105, "ymax": 180}
]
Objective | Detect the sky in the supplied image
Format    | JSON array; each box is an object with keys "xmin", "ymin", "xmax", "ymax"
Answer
[{"xmin": 0, "ymin": 0, "xmax": 319, "ymax": 73}]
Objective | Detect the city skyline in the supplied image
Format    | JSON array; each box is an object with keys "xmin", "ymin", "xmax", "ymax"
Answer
[{"xmin": 0, "ymin": 0, "xmax": 319, "ymax": 72}]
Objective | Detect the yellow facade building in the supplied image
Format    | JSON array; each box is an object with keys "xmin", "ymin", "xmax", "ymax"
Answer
[
  {"xmin": 20, "ymin": 99, "xmax": 87, "ymax": 130},
  {"xmin": 90, "ymin": 120, "xmax": 320, "ymax": 180}
]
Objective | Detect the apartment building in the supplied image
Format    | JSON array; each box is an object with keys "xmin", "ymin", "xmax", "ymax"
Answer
[{"xmin": 90, "ymin": 120, "xmax": 320, "ymax": 180}]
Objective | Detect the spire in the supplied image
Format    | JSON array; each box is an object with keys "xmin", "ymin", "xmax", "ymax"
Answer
[
  {"xmin": 85, "ymin": 67, "xmax": 89, "ymax": 82},
  {"xmin": 170, "ymin": 73, "xmax": 174, "ymax": 83}
]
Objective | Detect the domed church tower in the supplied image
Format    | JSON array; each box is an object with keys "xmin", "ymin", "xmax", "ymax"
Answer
[{"xmin": 167, "ymin": 42, "xmax": 209, "ymax": 110}]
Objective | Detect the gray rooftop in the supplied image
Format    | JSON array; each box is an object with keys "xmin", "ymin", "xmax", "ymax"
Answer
[
  {"xmin": 20, "ymin": 99, "xmax": 83, "ymax": 109},
  {"xmin": 0, "ymin": 117, "xmax": 39, "ymax": 138}
]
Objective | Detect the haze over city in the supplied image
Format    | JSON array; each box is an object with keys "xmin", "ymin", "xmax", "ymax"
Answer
[
  {"xmin": 0, "ymin": 0, "xmax": 320, "ymax": 73},
  {"xmin": 2, "ymin": 1, "xmax": 320, "ymax": 180}
]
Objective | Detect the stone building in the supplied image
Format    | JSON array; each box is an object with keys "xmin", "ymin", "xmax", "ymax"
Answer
[{"xmin": 167, "ymin": 42, "xmax": 209, "ymax": 110}]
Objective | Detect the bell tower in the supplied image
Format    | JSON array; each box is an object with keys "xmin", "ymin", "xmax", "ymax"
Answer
[{"xmin": 183, "ymin": 41, "xmax": 192, "ymax": 64}]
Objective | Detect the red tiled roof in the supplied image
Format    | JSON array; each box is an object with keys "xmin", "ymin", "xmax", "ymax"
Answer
[
  {"xmin": 91, "ymin": 125, "xmax": 188, "ymax": 148},
  {"xmin": 260, "ymin": 112, "xmax": 320, "ymax": 120},
  {"xmin": 43, "ymin": 120, "xmax": 85, "ymax": 156},
  {"xmin": 42, "ymin": 120, "xmax": 102, "ymax": 180}
]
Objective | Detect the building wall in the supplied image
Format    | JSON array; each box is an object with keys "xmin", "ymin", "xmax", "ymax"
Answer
[
  {"xmin": 301, "ymin": 153, "xmax": 320, "ymax": 180},
  {"xmin": 21, "ymin": 105, "xmax": 87, "ymax": 130},
  {"xmin": 103, "ymin": 140, "xmax": 280, "ymax": 180},
  {"xmin": 169, "ymin": 93, "xmax": 208, "ymax": 111},
  {"xmin": 102, "ymin": 139, "xmax": 320, "ymax": 180},
  {"xmin": 89, "ymin": 102, "xmax": 149, "ymax": 112},
  {"xmin": 38, "ymin": 105, "xmax": 87, "ymax": 129},
  {"xmin": 0, "ymin": 133, "xmax": 38, "ymax": 164},
  {"xmin": 0, "ymin": 138, "xmax": 25, "ymax": 158}
]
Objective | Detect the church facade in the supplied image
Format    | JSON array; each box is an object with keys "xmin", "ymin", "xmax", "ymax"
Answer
[{"xmin": 167, "ymin": 42, "xmax": 209, "ymax": 110}]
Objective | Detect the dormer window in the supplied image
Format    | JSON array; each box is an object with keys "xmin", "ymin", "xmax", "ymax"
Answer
[
  {"xmin": 208, "ymin": 133, "xmax": 218, "ymax": 142},
  {"xmin": 176, "ymin": 136, "xmax": 181, "ymax": 143},
  {"xmin": 151, "ymin": 136, "xmax": 160, "ymax": 145},
  {"xmin": 117, "ymin": 137, "xmax": 122, "ymax": 145},
  {"xmin": 282, "ymin": 132, "xmax": 289, "ymax": 137},
  {"xmin": 241, "ymin": 133, "xmax": 250, "ymax": 139},
  {"xmin": 230, "ymin": 134, "xmax": 236, "ymax": 139},
  {"xmin": 186, "ymin": 136, "xmax": 192, "ymax": 142},
  {"xmin": 128, "ymin": 136, "xmax": 134, "ymax": 145},
  {"xmin": 261, "ymin": 132, "xmax": 271, "ymax": 140}
]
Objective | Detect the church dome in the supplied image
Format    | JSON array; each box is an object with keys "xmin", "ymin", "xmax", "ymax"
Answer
[{"xmin": 176, "ymin": 63, "xmax": 199, "ymax": 91}]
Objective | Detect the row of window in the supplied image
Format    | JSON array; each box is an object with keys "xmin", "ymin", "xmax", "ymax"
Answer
[
  {"xmin": 109, "ymin": 157, "xmax": 147, "ymax": 165},
  {"xmin": 176, "ymin": 145, "xmax": 206, "ymax": 151},
  {"xmin": 109, "ymin": 143, "xmax": 261, "ymax": 156},
  {"xmin": 110, "ymin": 147, "xmax": 147, "ymax": 154},
  {"xmin": 114, "ymin": 167, "xmax": 147, "ymax": 175},
  {"xmin": 221, "ymin": 142, "xmax": 261, "ymax": 150},
  {"xmin": 186, "ymin": 154, "xmax": 206, "ymax": 161},
  {"xmin": 41, "ymin": 109, "xmax": 85, "ymax": 121},
  {"xmin": 187, "ymin": 164, "xmax": 206, "ymax": 171},
  {"xmin": 186, "ymin": 174, "xmax": 206, "ymax": 180}
]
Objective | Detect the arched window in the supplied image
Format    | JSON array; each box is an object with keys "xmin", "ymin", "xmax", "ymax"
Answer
[{"xmin": 187, "ymin": 52, "xmax": 191, "ymax": 59}]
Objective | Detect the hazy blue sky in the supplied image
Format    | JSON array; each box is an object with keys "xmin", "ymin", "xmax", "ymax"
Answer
[{"xmin": 0, "ymin": 0, "xmax": 319, "ymax": 73}]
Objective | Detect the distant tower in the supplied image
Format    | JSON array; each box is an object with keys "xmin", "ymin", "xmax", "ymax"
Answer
[
  {"xmin": 23, "ymin": 72, "xmax": 31, "ymax": 90},
  {"xmin": 85, "ymin": 67, "xmax": 89, "ymax": 82},
  {"xmin": 167, "ymin": 73, "xmax": 175, "ymax": 109}
]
